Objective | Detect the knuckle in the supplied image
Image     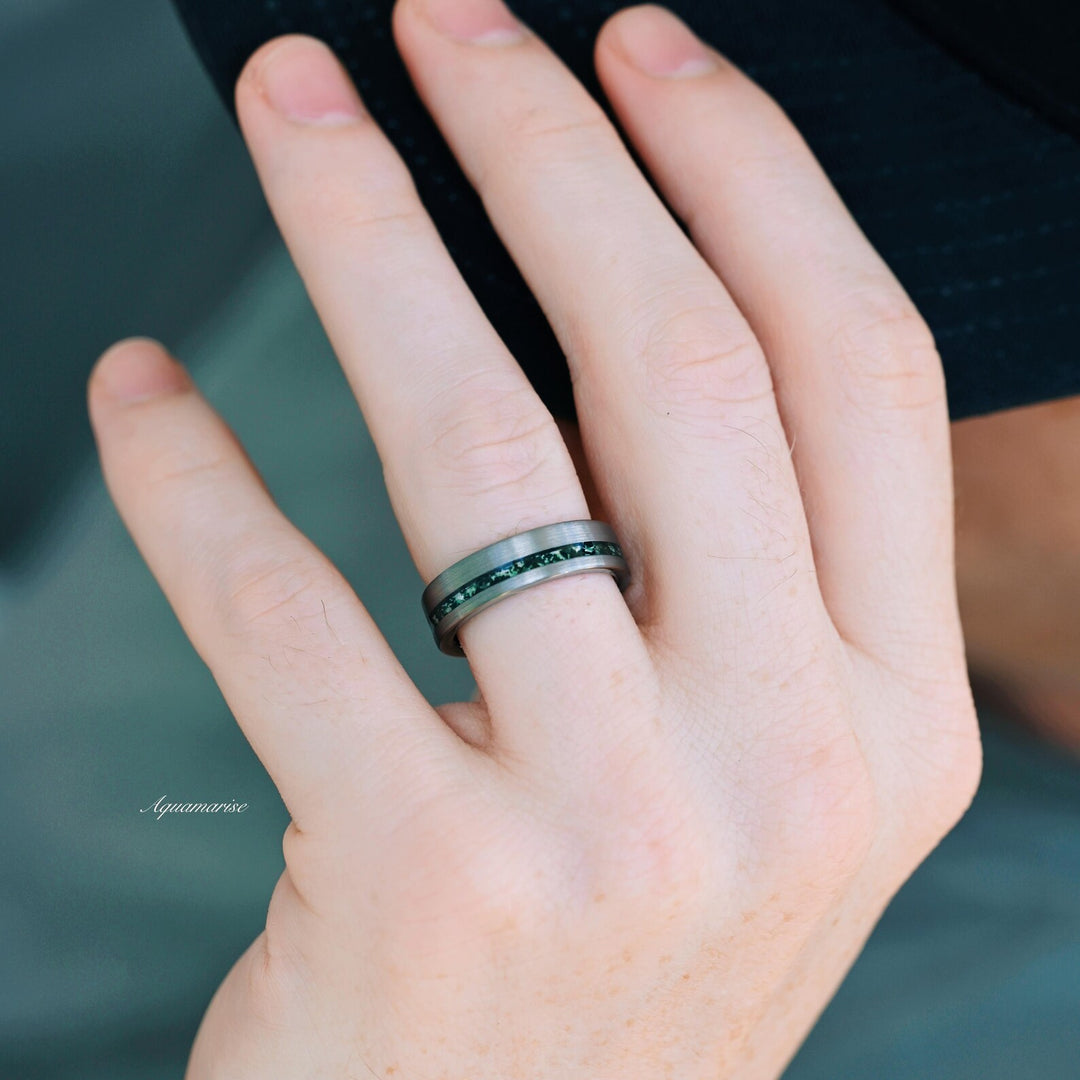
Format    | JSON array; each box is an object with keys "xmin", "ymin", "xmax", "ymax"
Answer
[
  {"xmin": 235, "ymin": 933, "xmax": 301, "ymax": 1039},
  {"xmin": 374, "ymin": 800, "xmax": 551, "ymax": 964},
  {"xmin": 147, "ymin": 450, "xmax": 235, "ymax": 498},
  {"xmin": 143, "ymin": 446, "xmax": 246, "ymax": 527},
  {"xmin": 569, "ymin": 740, "xmax": 725, "ymax": 924},
  {"xmin": 568, "ymin": 734, "xmax": 726, "ymax": 926},
  {"xmin": 382, "ymin": 756, "xmax": 722, "ymax": 951},
  {"xmin": 305, "ymin": 183, "xmax": 425, "ymax": 244},
  {"xmin": 215, "ymin": 545, "xmax": 338, "ymax": 639},
  {"xmin": 504, "ymin": 103, "xmax": 611, "ymax": 146},
  {"xmin": 278, "ymin": 822, "xmax": 327, "ymax": 915},
  {"xmin": 765, "ymin": 727, "xmax": 879, "ymax": 893},
  {"xmin": 710, "ymin": 114, "xmax": 808, "ymax": 193},
  {"xmin": 252, "ymin": 878, "xmax": 317, "ymax": 1030},
  {"xmin": 897, "ymin": 695, "xmax": 984, "ymax": 849},
  {"xmin": 599, "ymin": 792, "xmax": 721, "ymax": 925},
  {"xmin": 931, "ymin": 726, "xmax": 983, "ymax": 832},
  {"xmin": 286, "ymin": 145, "xmax": 422, "ymax": 240},
  {"xmin": 831, "ymin": 289, "xmax": 946, "ymax": 416},
  {"xmin": 728, "ymin": 663, "xmax": 882, "ymax": 897},
  {"xmin": 486, "ymin": 102, "xmax": 614, "ymax": 184},
  {"xmin": 421, "ymin": 379, "xmax": 574, "ymax": 503},
  {"xmin": 281, "ymin": 819, "xmax": 306, "ymax": 876},
  {"xmin": 637, "ymin": 304, "xmax": 774, "ymax": 426}
]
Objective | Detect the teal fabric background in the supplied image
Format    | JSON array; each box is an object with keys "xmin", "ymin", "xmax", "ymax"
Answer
[{"xmin": 0, "ymin": 2, "xmax": 1076, "ymax": 1077}]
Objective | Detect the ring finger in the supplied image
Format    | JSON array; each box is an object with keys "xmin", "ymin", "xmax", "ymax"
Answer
[{"xmin": 235, "ymin": 35, "xmax": 648, "ymax": 769}]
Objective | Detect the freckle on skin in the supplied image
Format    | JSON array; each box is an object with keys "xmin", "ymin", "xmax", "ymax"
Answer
[{"xmin": 593, "ymin": 891, "xmax": 605, "ymax": 902}]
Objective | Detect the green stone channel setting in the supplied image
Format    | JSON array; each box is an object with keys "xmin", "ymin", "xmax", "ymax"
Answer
[{"xmin": 427, "ymin": 540, "xmax": 624, "ymax": 628}]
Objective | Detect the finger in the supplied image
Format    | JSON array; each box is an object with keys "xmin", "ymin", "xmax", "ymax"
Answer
[
  {"xmin": 594, "ymin": 5, "xmax": 964, "ymax": 670},
  {"xmin": 390, "ymin": 0, "xmax": 829, "ymax": 664},
  {"xmin": 88, "ymin": 339, "xmax": 461, "ymax": 829},
  {"xmin": 233, "ymin": 35, "xmax": 649, "ymax": 773}
]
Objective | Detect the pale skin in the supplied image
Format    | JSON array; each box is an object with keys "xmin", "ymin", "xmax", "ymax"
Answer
[{"xmin": 88, "ymin": 1, "xmax": 985, "ymax": 1077}]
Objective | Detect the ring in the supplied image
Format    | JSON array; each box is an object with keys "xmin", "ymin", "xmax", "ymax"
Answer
[{"xmin": 421, "ymin": 519, "xmax": 631, "ymax": 657}]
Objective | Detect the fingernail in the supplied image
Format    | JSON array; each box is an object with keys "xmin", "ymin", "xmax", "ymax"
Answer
[
  {"xmin": 255, "ymin": 36, "xmax": 365, "ymax": 125},
  {"xmin": 420, "ymin": 0, "xmax": 528, "ymax": 45},
  {"xmin": 94, "ymin": 339, "xmax": 189, "ymax": 403},
  {"xmin": 612, "ymin": 5, "xmax": 719, "ymax": 78}
]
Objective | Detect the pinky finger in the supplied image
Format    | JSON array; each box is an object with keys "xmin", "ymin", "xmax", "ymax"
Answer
[{"xmin": 88, "ymin": 339, "xmax": 460, "ymax": 830}]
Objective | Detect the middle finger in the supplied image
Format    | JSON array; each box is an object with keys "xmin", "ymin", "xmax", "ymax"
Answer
[{"xmin": 392, "ymin": 0, "xmax": 823, "ymax": 660}]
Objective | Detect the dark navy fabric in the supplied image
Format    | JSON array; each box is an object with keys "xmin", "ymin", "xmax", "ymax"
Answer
[
  {"xmin": 890, "ymin": 0, "xmax": 1080, "ymax": 140},
  {"xmin": 169, "ymin": 0, "xmax": 1080, "ymax": 423}
]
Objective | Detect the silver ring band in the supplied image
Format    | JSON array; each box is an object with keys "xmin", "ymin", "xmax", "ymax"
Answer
[{"xmin": 421, "ymin": 519, "xmax": 630, "ymax": 657}]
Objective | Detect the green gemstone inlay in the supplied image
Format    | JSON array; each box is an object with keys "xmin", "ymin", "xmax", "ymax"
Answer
[{"xmin": 428, "ymin": 541, "xmax": 623, "ymax": 628}]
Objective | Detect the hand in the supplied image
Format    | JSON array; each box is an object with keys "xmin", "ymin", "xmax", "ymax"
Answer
[{"xmin": 88, "ymin": 2, "xmax": 982, "ymax": 1077}]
